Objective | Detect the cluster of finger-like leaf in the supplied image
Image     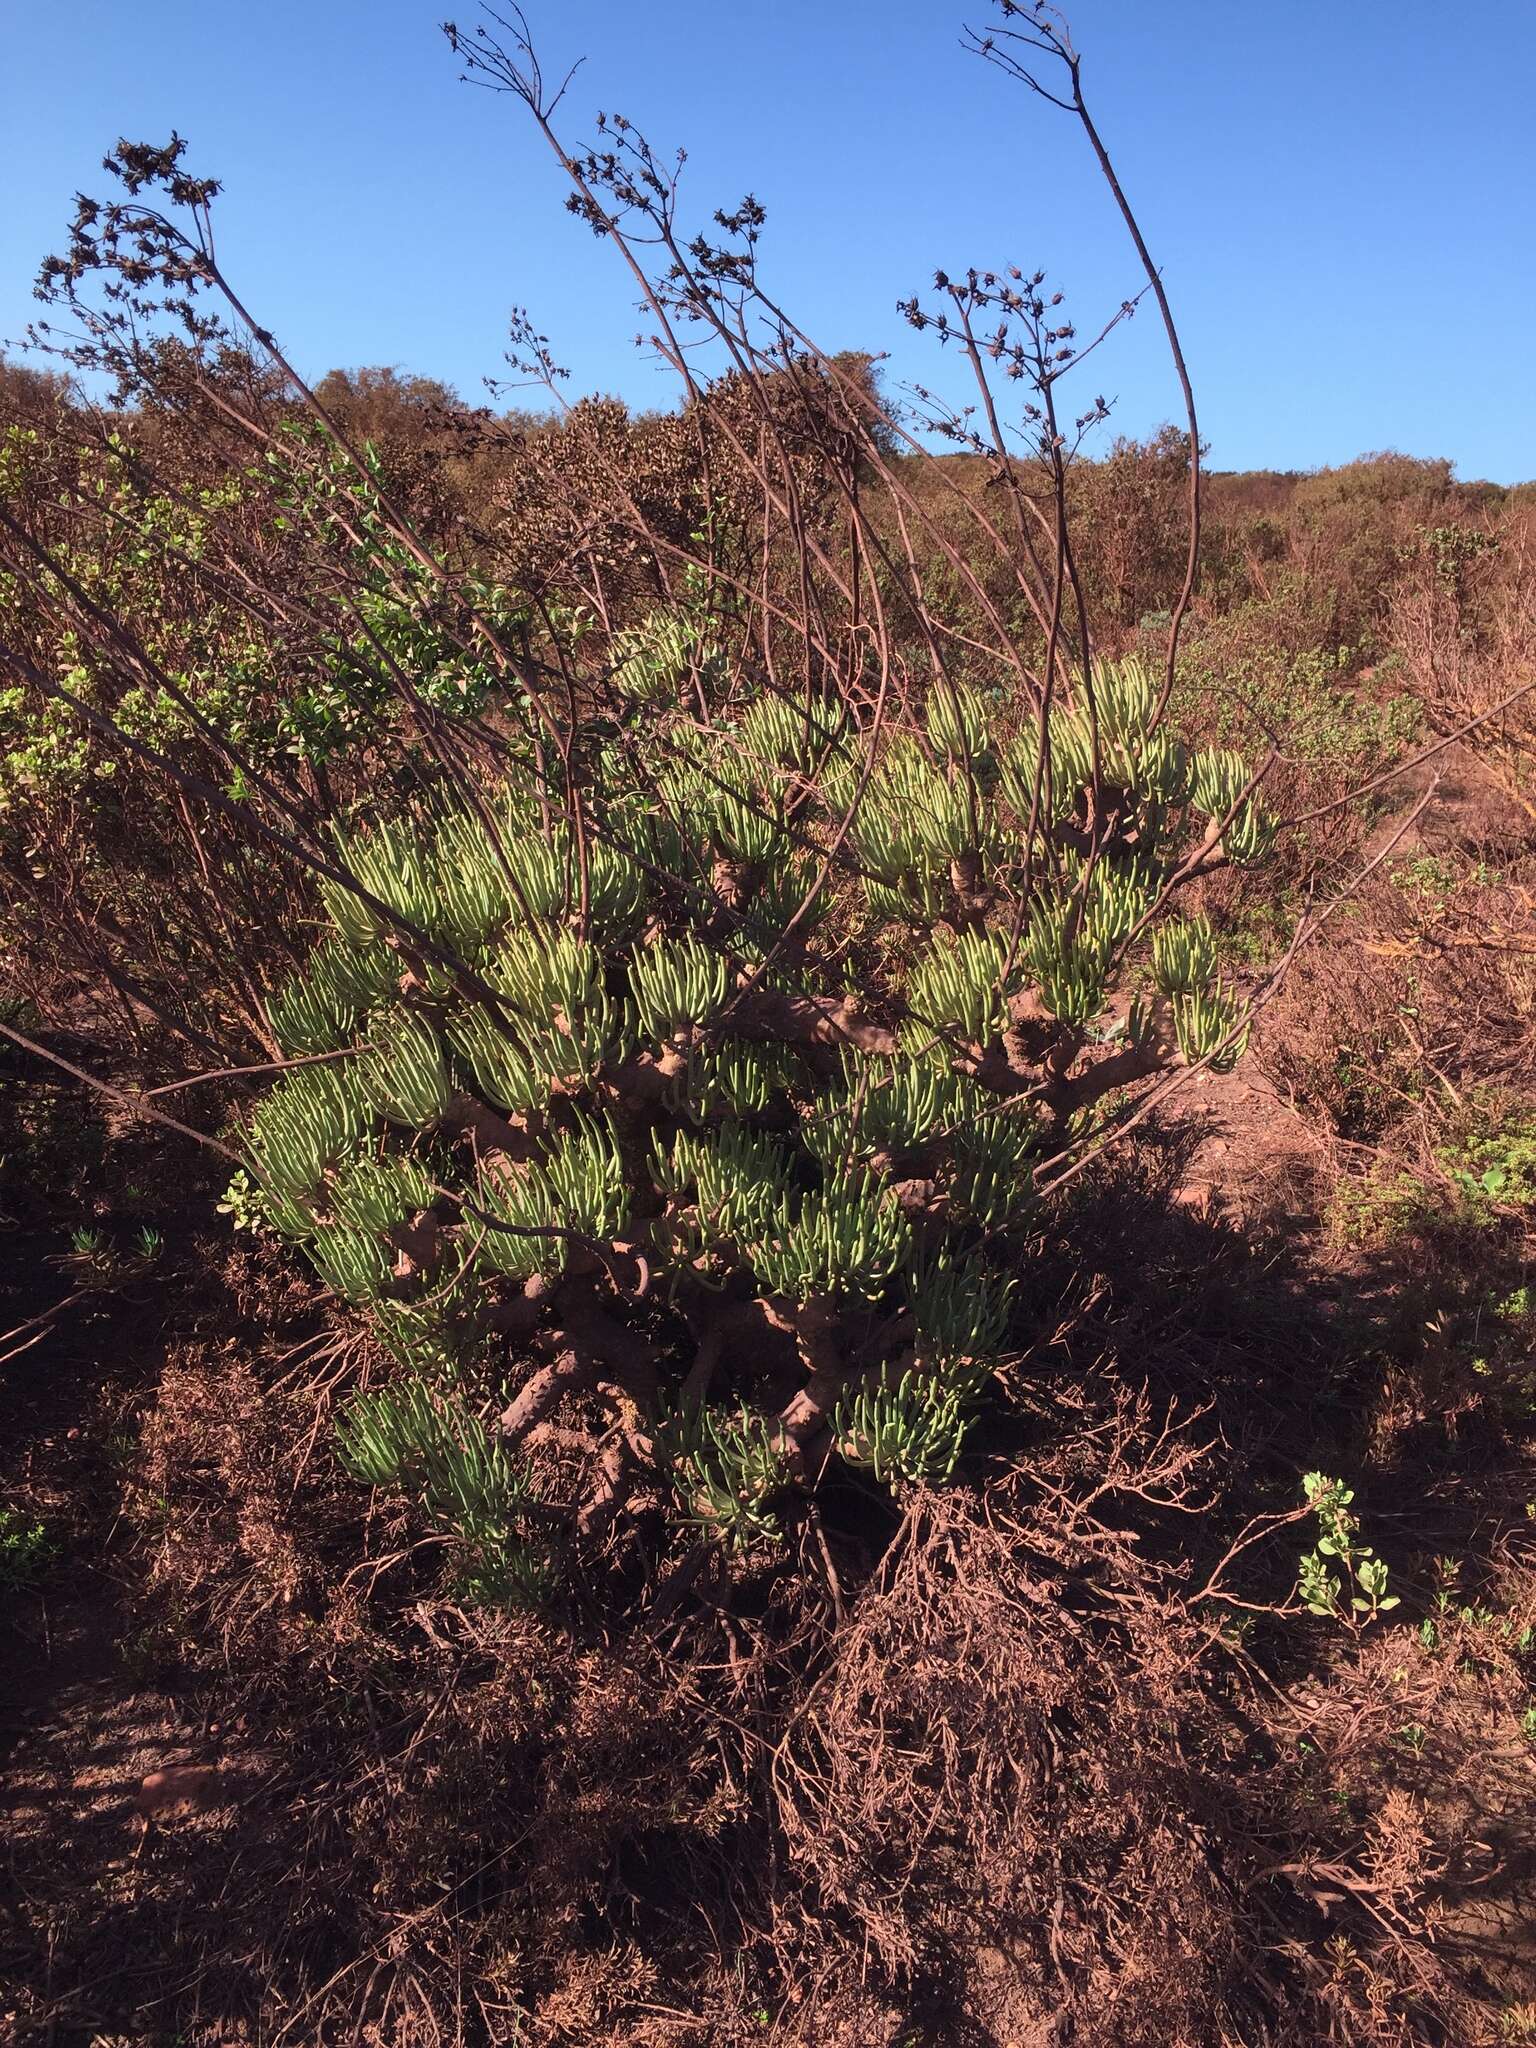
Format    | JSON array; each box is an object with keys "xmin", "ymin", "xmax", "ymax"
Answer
[
  {"xmin": 608, "ymin": 600, "xmax": 726, "ymax": 704},
  {"xmin": 503, "ymin": 828, "xmax": 649, "ymax": 946},
  {"xmin": 316, "ymin": 801, "xmax": 647, "ymax": 974},
  {"xmin": 676, "ymin": 1037, "xmax": 796, "ymax": 1119},
  {"xmin": 331, "ymin": 1152, "xmax": 434, "ymax": 1234},
  {"xmin": 833, "ymin": 1365, "xmax": 970, "ymax": 1486},
  {"xmin": 650, "ymin": 741, "xmax": 795, "ymax": 878},
  {"xmin": 321, "ymin": 816, "xmax": 442, "ymax": 945},
  {"xmin": 338, "ymin": 1374, "xmax": 519, "ymax": 1506},
  {"xmin": 270, "ymin": 936, "xmax": 400, "ymax": 1055},
  {"xmin": 336, "ymin": 1375, "xmax": 548, "ymax": 1599},
  {"xmin": 735, "ymin": 689, "xmax": 850, "ymax": 786},
  {"xmin": 947, "ymin": 1098, "xmax": 1039, "ymax": 1228},
  {"xmin": 987, "ymin": 657, "xmax": 1273, "ymax": 882},
  {"xmin": 926, "ymin": 680, "xmax": 994, "ymax": 772},
  {"xmin": 1151, "ymin": 913, "xmax": 1218, "ymax": 997},
  {"xmin": 850, "ymin": 735, "xmax": 989, "ymax": 923},
  {"xmin": 445, "ymin": 1002, "xmax": 544, "ymax": 1114},
  {"xmin": 473, "ymin": 1112, "xmax": 628, "ymax": 1281},
  {"xmin": 659, "ymin": 1124, "xmax": 794, "ymax": 1251},
  {"xmin": 753, "ymin": 1173, "xmax": 912, "ymax": 1304},
  {"xmin": 1150, "ymin": 914, "xmax": 1246, "ymax": 1069},
  {"xmin": 806, "ymin": 1050, "xmax": 964, "ymax": 1168},
  {"xmin": 659, "ymin": 1401, "xmax": 789, "ymax": 1548},
  {"xmin": 909, "ymin": 926, "xmax": 1021, "ymax": 1043},
  {"xmin": 308, "ymin": 1217, "xmax": 397, "ymax": 1302},
  {"xmin": 998, "ymin": 708, "xmax": 1092, "ymax": 829},
  {"xmin": 246, "ymin": 1058, "xmax": 372, "ymax": 1205},
  {"xmin": 1188, "ymin": 746, "xmax": 1276, "ymax": 862},
  {"xmin": 1014, "ymin": 859, "xmax": 1153, "ymax": 1028},
  {"xmin": 486, "ymin": 927, "xmax": 622, "ymax": 1083},
  {"xmin": 867, "ymin": 735, "xmax": 985, "ymax": 868},
  {"xmin": 1172, "ymin": 983, "xmax": 1248, "ymax": 1073},
  {"xmin": 908, "ymin": 1246, "xmax": 1014, "ymax": 1370},
  {"xmin": 631, "ymin": 935, "xmax": 732, "ymax": 1045},
  {"xmin": 362, "ymin": 1006, "xmax": 455, "ymax": 1125}
]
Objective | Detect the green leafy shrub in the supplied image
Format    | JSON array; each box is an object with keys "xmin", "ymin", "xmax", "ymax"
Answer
[
  {"xmin": 1443, "ymin": 1109, "xmax": 1536, "ymax": 1212},
  {"xmin": 1298, "ymin": 1473, "xmax": 1398, "ymax": 1620}
]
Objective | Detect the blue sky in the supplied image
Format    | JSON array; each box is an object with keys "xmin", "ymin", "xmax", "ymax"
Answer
[{"xmin": 3, "ymin": 1, "xmax": 1533, "ymax": 481}]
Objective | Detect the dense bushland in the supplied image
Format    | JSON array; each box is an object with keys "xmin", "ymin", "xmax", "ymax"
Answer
[{"xmin": 2, "ymin": 6, "xmax": 1533, "ymax": 2044}]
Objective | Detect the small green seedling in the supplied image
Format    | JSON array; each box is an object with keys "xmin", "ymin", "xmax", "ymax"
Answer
[
  {"xmin": 0, "ymin": 1507, "xmax": 57, "ymax": 1591},
  {"xmin": 1298, "ymin": 1471, "xmax": 1399, "ymax": 1621}
]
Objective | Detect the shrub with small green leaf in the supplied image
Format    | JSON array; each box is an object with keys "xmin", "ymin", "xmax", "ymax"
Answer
[
  {"xmin": 1444, "ymin": 1110, "xmax": 1536, "ymax": 1212},
  {"xmin": 1298, "ymin": 1472, "xmax": 1399, "ymax": 1621}
]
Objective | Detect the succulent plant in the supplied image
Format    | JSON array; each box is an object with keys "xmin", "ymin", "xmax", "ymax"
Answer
[{"xmin": 233, "ymin": 651, "xmax": 1273, "ymax": 1576}]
